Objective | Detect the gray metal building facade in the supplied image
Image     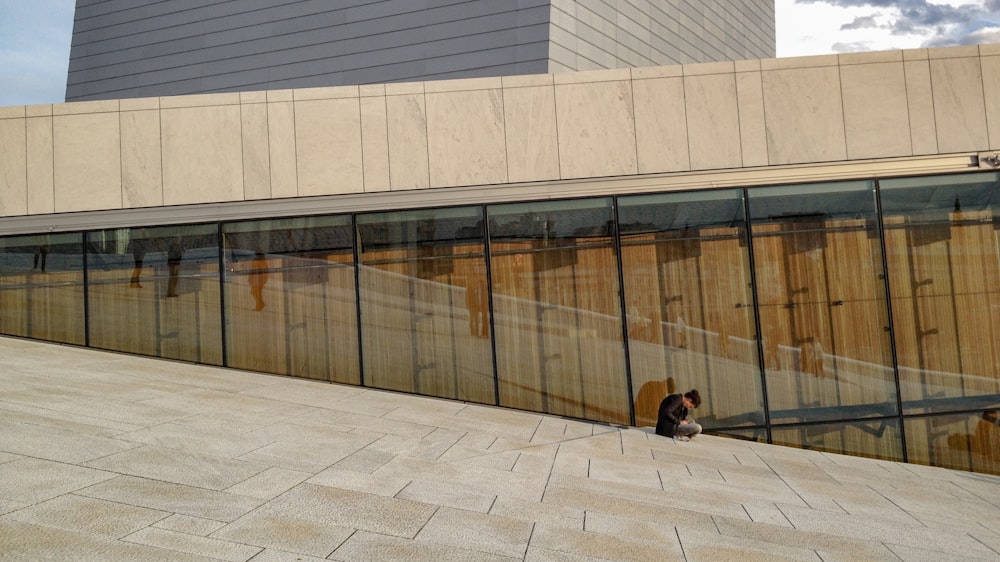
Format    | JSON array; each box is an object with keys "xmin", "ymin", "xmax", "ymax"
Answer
[{"xmin": 66, "ymin": 0, "xmax": 776, "ymax": 101}]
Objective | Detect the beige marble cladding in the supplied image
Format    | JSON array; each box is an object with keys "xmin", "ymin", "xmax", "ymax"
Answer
[
  {"xmin": 161, "ymin": 104, "xmax": 244, "ymax": 205},
  {"xmin": 904, "ymin": 58, "xmax": 939, "ymax": 155},
  {"xmin": 426, "ymin": 88, "xmax": 508, "ymax": 188},
  {"xmin": 53, "ymin": 112, "xmax": 122, "ymax": 212},
  {"xmin": 556, "ymin": 79, "xmax": 637, "ymax": 179},
  {"xmin": 735, "ymin": 69, "xmax": 768, "ymax": 167},
  {"xmin": 294, "ymin": 98, "xmax": 364, "ymax": 197},
  {"xmin": 983, "ymin": 53, "xmax": 1000, "ymax": 150},
  {"xmin": 0, "ymin": 118, "xmax": 27, "ymax": 216},
  {"xmin": 761, "ymin": 64, "xmax": 848, "ymax": 165},
  {"xmin": 2, "ymin": 46, "xmax": 1000, "ymax": 220},
  {"xmin": 121, "ymin": 110, "xmax": 163, "ymax": 209},
  {"xmin": 267, "ymin": 100, "xmax": 298, "ymax": 200},
  {"xmin": 502, "ymin": 82, "xmax": 560, "ymax": 183},
  {"xmin": 360, "ymin": 95, "xmax": 391, "ymax": 193},
  {"xmin": 240, "ymin": 102, "xmax": 271, "ymax": 201},
  {"xmin": 930, "ymin": 56, "xmax": 989, "ymax": 153},
  {"xmin": 26, "ymin": 116, "xmax": 54, "ymax": 215},
  {"xmin": 840, "ymin": 62, "xmax": 912, "ymax": 159},
  {"xmin": 386, "ymin": 91, "xmax": 430, "ymax": 190},
  {"xmin": 685, "ymin": 72, "xmax": 742, "ymax": 170},
  {"xmin": 632, "ymin": 76, "xmax": 689, "ymax": 173}
]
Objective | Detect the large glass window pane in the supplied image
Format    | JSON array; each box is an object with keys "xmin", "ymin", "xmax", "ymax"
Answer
[
  {"xmin": 223, "ymin": 216, "xmax": 359, "ymax": 384},
  {"xmin": 0, "ymin": 232, "xmax": 85, "ymax": 345},
  {"xmin": 358, "ymin": 207, "xmax": 494, "ymax": 404},
  {"xmin": 905, "ymin": 410, "xmax": 1000, "ymax": 475},
  {"xmin": 87, "ymin": 225, "xmax": 221, "ymax": 364},
  {"xmin": 771, "ymin": 418, "xmax": 903, "ymax": 461},
  {"xmin": 488, "ymin": 198, "xmax": 629, "ymax": 424},
  {"xmin": 619, "ymin": 189, "xmax": 763, "ymax": 430},
  {"xmin": 881, "ymin": 173, "xmax": 1000, "ymax": 416},
  {"xmin": 749, "ymin": 181, "xmax": 897, "ymax": 424}
]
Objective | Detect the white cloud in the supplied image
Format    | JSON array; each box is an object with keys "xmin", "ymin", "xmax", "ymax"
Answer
[{"xmin": 777, "ymin": 0, "xmax": 999, "ymax": 56}]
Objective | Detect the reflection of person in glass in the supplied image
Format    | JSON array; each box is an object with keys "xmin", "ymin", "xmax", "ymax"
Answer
[
  {"xmin": 655, "ymin": 389, "xmax": 702, "ymax": 441},
  {"xmin": 465, "ymin": 276, "xmax": 488, "ymax": 338},
  {"xmin": 33, "ymin": 239, "xmax": 49, "ymax": 272},
  {"xmin": 948, "ymin": 410, "xmax": 1000, "ymax": 460},
  {"xmin": 249, "ymin": 252, "xmax": 268, "ymax": 311},
  {"xmin": 128, "ymin": 235, "xmax": 147, "ymax": 288},
  {"xmin": 166, "ymin": 237, "xmax": 183, "ymax": 297}
]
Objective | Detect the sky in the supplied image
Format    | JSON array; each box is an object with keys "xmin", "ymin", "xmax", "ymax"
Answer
[{"xmin": 0, "ymin": 1, "xmax": 998, "ymax": 107}]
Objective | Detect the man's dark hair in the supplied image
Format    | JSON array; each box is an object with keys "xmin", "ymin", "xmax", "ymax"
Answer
[{"xmin": 684, "ymin": 389, "xmax": 702, "ymax": 408}]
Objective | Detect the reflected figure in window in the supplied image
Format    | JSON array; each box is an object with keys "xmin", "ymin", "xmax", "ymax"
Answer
[
  {"xmin": 33, "ymin": 242, "xmax": 49, "ymax": 272},
  {"xmin": 466, "ymin": 276, "xmax": 489, "ymax": 339},
  {"xmin": 128, "ymin": 236, "xmax": 147, "ymax": 288},
  {"xmin": 249, "ymin": 252, "xmax": 269, "ymax": 311},
  {"xmin": 948, "ymin": 410, "xmax": 1000, "ymax": 460},
  {"xmin": 166, "ymin": 237, "xmax": 183, "ymax": 297}
]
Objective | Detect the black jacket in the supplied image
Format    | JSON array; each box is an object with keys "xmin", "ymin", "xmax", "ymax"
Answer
[{"xmin": 655, "ymin": 393, "xmax": 687, "ymax": 437}]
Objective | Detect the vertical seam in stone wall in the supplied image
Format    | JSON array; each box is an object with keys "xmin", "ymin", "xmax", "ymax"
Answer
[
  {"xmin": 118, "ymin": 106, "xmax": 124, "ymax": 209},
  {"xmin": 628, "ymin": 69, "xmax": 640, "ymax": 173},
  {"xmin": 552, "ymin": 79, "xmax": 564, "ymax": 180},
  {"xmin": 292, "ymin": 95, "xmax": 300, "ymax": 198},
  {"xmin": 158, "ymin": 100, "xmax": 165, "ymax": 207},
  {"xmin": 48, "ymin": 115, "xmax": 55, "ymax": 214},
  {"xmin": 681, "ymin": 71, "xmax": 692, "ymax": 171},
  {"xmin": 501, "ymin": 85, "xmax": 511, "ymax": 185},
  {"xmin": 837, "ymin": 61, "xmax": 850, "ymax": 161},
  {"xmin": 239, "ymin": 100, "xmax": 247, "ymax": 202},
  {"xmin": 761, "ymin": 70, "xmax": 773, "ymax": 166},
  {"xmin": 357, "ymin": 94, "xmax": 366, "ymax": 192},
  {"xmin": 927, "ymin": 58, "xmax": 941, "ymax": 155},
  {"xmin": 264, "ymin": 100, "xmax": 273, "ymax": 199},
  {"xmin": 977, "ymin": 51, "xmax": 992, "ymax": 149},
  {"xmin": 734, "ymin": 71, "xmax": 745, "ymax": 169},
  {"xmin": 902, "ymin": 58, "xmax": 915, "ymax": 156},
  {"xmin": 422, "ymin": 84, "xmax": 431, "ymax": 189},
  {"xmin": 22, "ymin": 117, "xmax": 28, "ymax": 214},
  {"xmin": 382, "ymin": 93, "xmax": 391, "ymax": 192}
]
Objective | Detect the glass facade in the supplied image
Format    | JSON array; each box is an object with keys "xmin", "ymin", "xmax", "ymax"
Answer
[{"xmin": 2, "ymin": 171, "xmax": 1000, "ymax": 474}]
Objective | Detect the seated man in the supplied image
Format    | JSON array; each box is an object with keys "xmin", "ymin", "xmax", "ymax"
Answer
[{"xmin": 655, "ymin": 389, "xmax": 702, "ymax": 441}]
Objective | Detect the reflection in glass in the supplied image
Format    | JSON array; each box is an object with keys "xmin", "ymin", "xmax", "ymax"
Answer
[
  {"xmin": 223, "ymin": 216, "xmax": 359, "ymax": 383},
  {"xmin": 618, "ymin": 189, "xmax": 763, "ymax": 430},
  {"xmin": 748, "ymin": 181, "xmax": 898, "ymax": 425},
  {"xmin": 771, "ymin": 418, "xmax": 903, "ymax": 460},
  {"xmin": 0, "ymin": 232, "xmax": 85, "ymax": 345},
  {"xmin": 87, "ymin": 225, "xmax": 222, "ymax": 364},
  {"xmin": 488, "ymin": 198, "xmax": 629, "ymax": 424},
  {"xmin": 358, "ymin": 207, "xmax": 494, "ymax": 403},
  {"xmin": 881, "ymin": 173, "xmax": 1000, "ymax": 416},
  {"xmin": 905, "ymin": 410, "xmax": 1000, "ymax": 475}
]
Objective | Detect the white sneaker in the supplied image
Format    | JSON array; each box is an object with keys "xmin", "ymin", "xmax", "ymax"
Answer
[{"xmin": 674, "ymin": 436, "xmax": 690, "ymax": 442}]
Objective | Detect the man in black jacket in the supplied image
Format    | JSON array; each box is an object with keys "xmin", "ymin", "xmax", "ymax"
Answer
[{"xmin": 655, "ymin": 389, "xmax": 702, "ymax": 441}]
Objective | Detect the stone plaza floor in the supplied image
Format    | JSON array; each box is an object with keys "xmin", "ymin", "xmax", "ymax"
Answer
[{"xmin": 1, "ymin": 336, "xmax": 999, "ymax": 561}]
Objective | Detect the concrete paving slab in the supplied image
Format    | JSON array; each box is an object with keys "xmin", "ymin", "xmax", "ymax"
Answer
[
  {"xmin": 416, "ymin": 506, "xmax": 533, "ymax": 558},
  {"xmin": 123, "ymin": 526, "xmax": 263, "ymax": 561},
  {"xmin": 76, "ymin": 475, "xmax": 265, "ymax": 522},
  {"xmin": 0, "ymin": 519, "xmax": 219, "ymax": 562},
  {"xmin": 82, "ymin": 444, "xmax": 268, "ymax": 490},
  {"xmin": 260, "ymin": 483, "xmax": 436, "ymax": 538},
  {"xmin": 331, "ymin": 530, "xmax": 519, "ymax": 561},
  {"xmin": 210, "ymin": 512, "xmax": 355, "ymax": 558},
  {"xmin": 529, "ymin": 522, "xmax": 684, "ymax": 562},
  {"xmin": 153, "ymin": 514, "xmax": 227, "ymax": 536},
  {"xmin": 0, "ymin": 457, "xmax": 116, "ymax": 504},
  {"xmin": 3, "ymin": 494, "xmax": 167, "ymax": 539}
]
